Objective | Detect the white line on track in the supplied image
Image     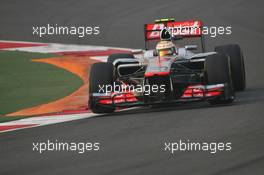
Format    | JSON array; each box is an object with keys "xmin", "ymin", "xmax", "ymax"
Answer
[{"xmin": 0, "ymin": 113, "xmax": 98, "ymax": 133}]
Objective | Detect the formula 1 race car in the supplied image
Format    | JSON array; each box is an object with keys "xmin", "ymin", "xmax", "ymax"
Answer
[{"xmin": 89, "ymin": 18, "xmax": 246, "ymax": 113}]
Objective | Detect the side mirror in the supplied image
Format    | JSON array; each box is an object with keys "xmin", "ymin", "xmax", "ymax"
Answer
[
  {"xmin": 132, "ymin": 49, "xmax": 143, "ymax": 54},
  {"xmin": 185, "ymin": 45, "xmax": 198, "ymax": 50}
]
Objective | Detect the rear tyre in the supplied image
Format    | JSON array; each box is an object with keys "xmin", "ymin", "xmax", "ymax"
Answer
[
  {"xmin": 89, "ymin": 62, "xmax": 115, "ymax": 113},
  {"xmin": 107, "ymin": 53, "xmax": 134, "ymax": 63},
  {"xmin": 205, "ymin": 53, "xmax": 234, "ymax": 104},
  {"xmin": 215, "ymin": 44, "xmax": 246, "ymax": 91}
]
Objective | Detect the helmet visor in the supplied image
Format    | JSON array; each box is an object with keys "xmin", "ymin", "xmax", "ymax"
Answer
[{"xmin": 158, "ymin": 48, "xmax": 175, "ymax": 57}]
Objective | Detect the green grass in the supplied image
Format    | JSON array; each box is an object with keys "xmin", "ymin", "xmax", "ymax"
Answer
[{"xmin": 0, "ymin": 51, "xmax": 83, "ymax": 118}]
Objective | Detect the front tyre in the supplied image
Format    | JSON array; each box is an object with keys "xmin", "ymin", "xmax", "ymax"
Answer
[
  {"xmin": 215, "ymin": 44, "xmax": 246, "ymax": 91},
  {"xmin": 89, "ymin": 62, "xmax": 115, "ymax": 113},
  {"xmin": 205, "ymin": 53, "xmax": 235, "ymax": 105}
]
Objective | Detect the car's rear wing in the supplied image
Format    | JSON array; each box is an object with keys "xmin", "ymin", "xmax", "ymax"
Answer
[{"xmin": 144, "ymin": 18, "xmax": 205, "ymax": 52}]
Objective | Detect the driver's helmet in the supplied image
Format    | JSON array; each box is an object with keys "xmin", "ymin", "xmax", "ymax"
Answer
[{"xmin": 156, "ymin": 41, "xmax": 176, "ymax": 57}]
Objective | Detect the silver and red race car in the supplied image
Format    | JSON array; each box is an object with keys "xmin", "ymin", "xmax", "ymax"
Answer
[{"xmin": 88, "ymin": 18, "xmax": 246, "ymax": 113}]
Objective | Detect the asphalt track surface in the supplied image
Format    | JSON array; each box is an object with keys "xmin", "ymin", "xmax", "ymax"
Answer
[{"xmin": 1, "ymin": 0, "xmax": 264, "ymax": 174}]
